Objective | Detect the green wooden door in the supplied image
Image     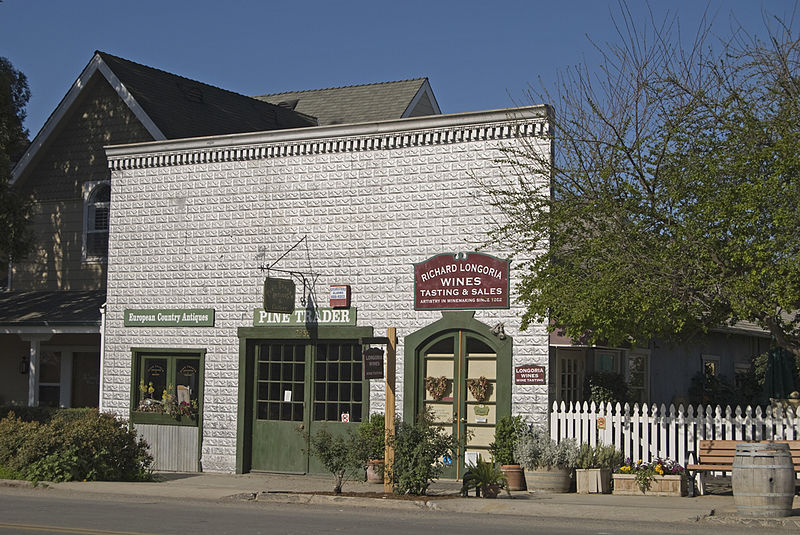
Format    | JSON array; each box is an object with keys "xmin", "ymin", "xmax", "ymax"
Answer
[
  {"xmin": 250, "ymin": 340, "xmax": 367, "ymax": 473},
  {"xmin": 420, "ymin": 331, "xmax": 499, "ymax": 479},
  {"xmin": 251, "ymin": 342, "xmax": 309, "ymax": 473}
]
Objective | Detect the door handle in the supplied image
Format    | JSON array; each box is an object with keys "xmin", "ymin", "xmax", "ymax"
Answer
[
  {"xmin": 298, "ymin": 424, "xmax": 305, "ymax": 430},
  {"xmin": 460, "ymin": 418, "xmax": 467, "ymax": 423}
]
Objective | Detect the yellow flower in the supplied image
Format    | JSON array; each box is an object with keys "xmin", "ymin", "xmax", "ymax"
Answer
[
  {"xmin": 655, "ymin": 466, "xmax": 664, "ymax": 475},
  {"xmin": 620, "ymin": 466, "xmax": 630, "ymax": 472}
]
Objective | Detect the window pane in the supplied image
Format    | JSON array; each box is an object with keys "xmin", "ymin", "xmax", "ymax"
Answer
[
  {"xmin": 39, "ymin": 351, "xmax": 61, "ymax": 384},
  {"xmin": 176, "ymin": 358, "xmax": 200, "ymax": 403},
  {"xmin": 142, "ymin": 358, "xmax": 167, "ymax": 403}
]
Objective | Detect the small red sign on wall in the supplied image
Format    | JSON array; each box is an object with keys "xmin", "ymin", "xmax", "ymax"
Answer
[
  {"xmin": 515, "ymin": 365, "xmax": 546, "ymax": 385},
  {"xmin": 330, "ymin": 285, "xmax": 351, "ymax": 308},
  {"xmin": 414, "ymin": 252, "xmax": 510, "ymax": 310}
]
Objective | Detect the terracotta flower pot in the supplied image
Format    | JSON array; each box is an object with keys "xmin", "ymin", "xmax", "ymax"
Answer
[
  {"xmin": 500, "ymin": 464, "xmax": 526, "ymax": 491},
  {"xmin": 366, "ymin": 459, "xmax": 384, "ymax": 484}
]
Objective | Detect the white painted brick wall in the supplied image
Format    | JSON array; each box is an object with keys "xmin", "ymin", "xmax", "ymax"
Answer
[{"xmin": 104, "ymin": 110, "xmax": 551, "ymax": 473}]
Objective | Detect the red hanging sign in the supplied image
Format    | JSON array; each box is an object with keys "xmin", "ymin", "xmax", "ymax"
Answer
[{"xmin": 414, "ymin": 252, "xmax": 510, "ymax": 310}]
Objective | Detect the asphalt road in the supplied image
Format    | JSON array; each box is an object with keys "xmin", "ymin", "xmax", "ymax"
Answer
[{"xmin": 0, "ymin": 488, "xmax": 792, "ymax": 535}]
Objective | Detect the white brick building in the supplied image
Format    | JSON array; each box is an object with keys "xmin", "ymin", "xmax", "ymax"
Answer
[{"xmin": 103, "ymin": 107, "xmax": 551, "ymax": 475}]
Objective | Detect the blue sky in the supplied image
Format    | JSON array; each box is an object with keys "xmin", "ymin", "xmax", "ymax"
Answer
[{"xmin": 1, "ymin": 1, "xmax": 795, "ymax": 138}]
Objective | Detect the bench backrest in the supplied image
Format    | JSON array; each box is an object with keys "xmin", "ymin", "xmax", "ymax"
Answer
[{"xmin": 697, "ymin": 440, "xmax": 800, "ymax": 468}]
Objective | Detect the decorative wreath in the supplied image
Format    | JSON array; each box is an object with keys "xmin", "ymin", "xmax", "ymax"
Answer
[
  {"xmin": 466, "ymin": 376, "xmax": 491, "ymax": 402},
  {"xmin": 425, "ymin": 376, "xmax": 449, "ymax": 400}
]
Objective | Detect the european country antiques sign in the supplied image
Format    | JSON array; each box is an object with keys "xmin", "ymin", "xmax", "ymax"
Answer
[{"xmin": 414, "ymin": 252, "xmax": 510, "ymax": 310}]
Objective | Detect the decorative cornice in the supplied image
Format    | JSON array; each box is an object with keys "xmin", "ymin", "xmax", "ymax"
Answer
[{"xmin": 106, "ymin": 106, "xmax": 551, "ymax": 171}]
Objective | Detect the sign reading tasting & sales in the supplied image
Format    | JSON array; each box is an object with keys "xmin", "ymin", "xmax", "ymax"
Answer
[
  {"xmin": 414, "ymin": 252, "xmax": 510, "ymax": 310},
  {"xmin": 124, "ymin": 309, "xmax": 215, "ymax": 327}
]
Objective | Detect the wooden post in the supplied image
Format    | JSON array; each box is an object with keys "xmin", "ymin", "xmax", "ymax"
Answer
[{"xmin": 384, "ymin": 327, "xmax": 396, "ymax": 493}]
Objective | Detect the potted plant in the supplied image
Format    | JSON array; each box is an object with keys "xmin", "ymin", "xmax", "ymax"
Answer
[
  {"xmin": 488, "ymin": 415, "xmax": 526, "ymax": 490},
  {"xmin": 575, "ymin": 443, "xmax": 623, "ymax": 493},
  {"xmin": 460, "ymin": 457, "xmax": 509, "ymax": 498},
  {"xmin": 514, "ymin": 424, "xmax": 579, "ymax": 493},
  {"xmin": 613, "ymin": 457, "xmax": 687, "ymax": 496},
  {"xmin": 357, "ymin": 413, "xmax": 385, "ymax": 484}
]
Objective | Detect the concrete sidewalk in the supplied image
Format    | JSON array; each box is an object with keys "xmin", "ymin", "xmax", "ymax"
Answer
[{"xmin": 5, "ymin": 472, "xmax": 800, "ymax": 529}]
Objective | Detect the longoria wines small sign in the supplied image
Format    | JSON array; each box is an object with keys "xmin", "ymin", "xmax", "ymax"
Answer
[{"xmin": 414, "ymin": 252, "xmax": 510, "ymax": 310}]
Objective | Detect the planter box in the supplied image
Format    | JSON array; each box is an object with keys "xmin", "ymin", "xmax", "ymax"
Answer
[
  {"xmin": 524, "ymin": 467, "xmax": 572, "ymax": 493},
  {"xmin": 576, "ymin": 468, "xmax": 611, "ymax": 494},
  {"xmin": 612, "ymin": 474, "xmax": 687, "ymax": 496}
]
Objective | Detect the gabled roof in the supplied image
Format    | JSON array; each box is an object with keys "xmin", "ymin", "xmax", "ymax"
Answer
[
  {"xmin": 10, "ymin": 51, "xmax": 316, "ymax": 185},
  {"xmin": 256, "ymin": 78, "xmax": 441, "ymax": 126}
]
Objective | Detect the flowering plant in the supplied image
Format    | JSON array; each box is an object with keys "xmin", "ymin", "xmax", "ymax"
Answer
[
  {"xmin": 615, "ymin": 457, "xmax": 685, "ymax": 493},
  {"xmin": 466, "ymin": 376, "xmax": 491, "ymax": 402},
  {"xmin": 136, "ymin": 381, "xmax": 198, "ymax": 420}
]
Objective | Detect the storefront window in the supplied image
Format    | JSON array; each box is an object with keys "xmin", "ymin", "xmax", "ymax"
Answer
[{"xmin": 132, "ymin": 350, "xmax": 204, "ymax": 425}]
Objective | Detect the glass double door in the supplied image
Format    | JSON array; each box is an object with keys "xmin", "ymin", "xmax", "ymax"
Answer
[
  {"xmin": 250, "ymin": 340, "xmax": 365, "ymax": 473},
  {"xmin": 421, "ymin": 331, "xmax": 498, "ymax": 479}
]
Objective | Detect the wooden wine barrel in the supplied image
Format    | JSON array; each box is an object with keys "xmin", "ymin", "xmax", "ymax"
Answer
[{"xmin": 732, "ymin": 442, "xmax": 795, "ymax": 518}]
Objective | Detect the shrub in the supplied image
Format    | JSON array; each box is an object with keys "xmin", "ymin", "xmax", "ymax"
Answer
[
  {"xmin": 488, "ymin": 415, "xmax": 524, "ymax": 465},
  {"xmin": 389, "ymin": 409, "xmax": 456, "ymax": 495},
  {"xmin": 514, "ymin": 424, "xmax": 579, "ymax": 470},
  {"xmin": 583, "ymin": 373, "xmax": 628, "ymax": 405},
  {"xmin": 0, "ymin": 465, "xmax": 23, "ymax": 480},
  {"xmin": 305, "ymin": 427, "xmax": 364, "ymax": 494},
  {"xmin": 357, "ymin": 413, "xmax": 385, "ymax": 461},
  {"xmin": 576, "ymin": 442, "xmax": 624, "ymax": 470},
  {"xmin": 0, "ymin": 410, "xmax": 153, "ymax": 482}
]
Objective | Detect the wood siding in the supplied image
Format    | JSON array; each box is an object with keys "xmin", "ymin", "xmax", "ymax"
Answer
[{"xmin": 12, "ymin": 72, "xmax": 153, "ymax": 291}]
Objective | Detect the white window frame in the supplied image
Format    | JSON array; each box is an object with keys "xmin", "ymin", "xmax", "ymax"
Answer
[{"xmin": 82, "ymin": 181, "xmax": 110, "ymax": 262}]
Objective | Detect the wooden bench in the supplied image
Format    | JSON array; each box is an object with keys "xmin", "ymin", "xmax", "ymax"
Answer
[{"xmin": 686, "ymin": 440, "xmax": 800, "ymax": 495}]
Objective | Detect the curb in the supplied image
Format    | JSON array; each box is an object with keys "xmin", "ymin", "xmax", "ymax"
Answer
[
  {"xmin": 251, "ymin": 491, "xmax": 444, "ymax": 511},
  {"xmin": 0, "ymin": 479, "xmax": 50, "ymax": 490},
  {"xmin": 700, "ymin": 512, "xmax": 800, "ymax": 529}
]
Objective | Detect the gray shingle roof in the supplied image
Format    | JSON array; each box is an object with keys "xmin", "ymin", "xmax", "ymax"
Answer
[
  {"xmin": 98, "ymin": 52, "xmax": 317, "ymax": 138},
  {"xmin": 0, "ymin": 291, "xmax": 105, "ymax": 326},
  {"xmin": 256, "ymin": 79, "xmax": 433, "ymax": 126}
]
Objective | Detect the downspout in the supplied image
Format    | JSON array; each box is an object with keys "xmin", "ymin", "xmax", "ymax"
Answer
[{"xmin": 99, "ymin": 302, "xmax": 106, "ymax": 413}]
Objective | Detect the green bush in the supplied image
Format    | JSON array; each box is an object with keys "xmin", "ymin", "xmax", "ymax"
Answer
[
  {"xmin": 0, "ymin": 465, "xmax": 23, "ymax": 480},
  {"xmin": 357, "ymin": 413, "xmax": 385, "ymax": 460},
  {"xmin": 583, "ymin": 373, "xmax": 629, "ymax": 405},
  {"xmin": 488, "ymin": 415, "xmax": 524, "ymax": 465},
  {"xmin": 0, "ymin": 410, "xmax": 153, "ymax": 482},
  {"xmin": 389, "ymin": 409, "xmax": 456, "ymax": 495},
  {"xmin": 576, "ymin": 442, "xmax": 624, "ymax": 470},
  {"xmin": 305, "ymin": 427, "xmax": 365, "ymax": 494}
]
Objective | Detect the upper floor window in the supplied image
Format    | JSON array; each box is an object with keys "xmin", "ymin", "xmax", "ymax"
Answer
[{"xmin": 83, "ymin": 182, "xmax": 110, "ymax": 261}]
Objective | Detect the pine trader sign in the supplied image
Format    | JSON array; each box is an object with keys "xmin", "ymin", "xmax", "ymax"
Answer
[{"xmin": 414, "ymin": 252, "xmax": 510, "ymax": 310}]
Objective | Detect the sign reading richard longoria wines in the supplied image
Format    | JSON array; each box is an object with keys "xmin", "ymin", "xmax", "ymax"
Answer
[{"xmin": 414, "ymin": 252, "xmax": 510, "ymax": 310}]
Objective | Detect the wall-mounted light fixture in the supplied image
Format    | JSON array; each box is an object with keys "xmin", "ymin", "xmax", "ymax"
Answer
[{"xmin": 19, "ymin": 356, "xmax": 29, "ymax": 375}]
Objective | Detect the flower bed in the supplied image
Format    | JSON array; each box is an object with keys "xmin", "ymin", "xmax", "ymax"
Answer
[
  {"xmin": 613, "ymin": 458, "xmax": 686, "ymax": 496},
  {"xmin": 612, "ymin": 474, "xmax": 687, "ymax": 496}
]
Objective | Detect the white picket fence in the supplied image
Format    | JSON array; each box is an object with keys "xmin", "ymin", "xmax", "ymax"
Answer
[{"xmin": 550, "ymin": 401, "xmax": 800, "ymax": 470}]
